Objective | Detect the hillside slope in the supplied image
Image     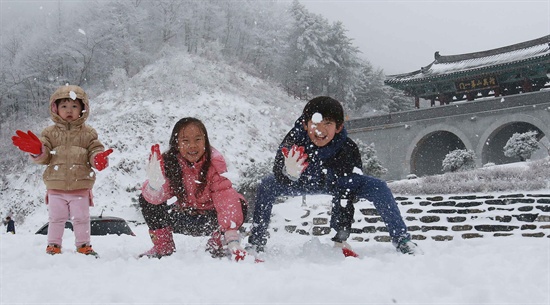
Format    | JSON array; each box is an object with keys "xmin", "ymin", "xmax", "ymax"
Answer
[{"xmin": 3, "ymin": 51, "xmax": 301, "ymax": 223}]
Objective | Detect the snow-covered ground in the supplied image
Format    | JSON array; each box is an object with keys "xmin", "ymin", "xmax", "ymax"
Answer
[
  {"xmin": 1, "ymin": 198, "xmax": 549, "ymax": 305},
  {"xmin": 1, "ymin": 51, "xmax": 549, "ymax": 305}
]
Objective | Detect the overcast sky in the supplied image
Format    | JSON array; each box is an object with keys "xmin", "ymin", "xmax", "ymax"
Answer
[{"xmin": 302, "ymin": 0, "xmax": 550, "ymax": 75}]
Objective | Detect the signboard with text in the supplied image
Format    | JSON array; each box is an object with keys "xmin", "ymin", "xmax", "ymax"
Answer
[{"xmin": 455, "ymin": 76, "xmax": 498, "ymax": 92}]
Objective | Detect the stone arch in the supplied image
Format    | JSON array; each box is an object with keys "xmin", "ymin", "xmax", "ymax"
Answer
[
  {"xmin": 478, "ymin": 114, "xmax": 549, "ymax": 165},
  {"xmin": 406, "ymin": 124, "xmax": 473, "ymax": 177}
]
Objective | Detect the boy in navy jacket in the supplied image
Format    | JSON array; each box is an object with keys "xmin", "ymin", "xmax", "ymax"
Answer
[{"xmin": 248, "ymin": 96, "xmax": 418, "ymax": 256}]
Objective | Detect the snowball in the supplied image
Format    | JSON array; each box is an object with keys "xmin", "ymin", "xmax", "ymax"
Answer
[
  {"xmin": 352, "ymin": 167, "xmax": 363, "ymax": 175},
  {"xmin": 312, "ymin": 112, "xmax": 323, "ymax": 123},
  {"xmin": 69, "ymin": 91, "xmax": 77, "ymax": 100}
]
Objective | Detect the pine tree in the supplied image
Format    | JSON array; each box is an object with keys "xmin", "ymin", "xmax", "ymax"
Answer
[
  {"xmin": 503, "ymin": 130, "xmax": 540, "ymax": 161},
  {"xmin": 355, "ymin": 140, "xmax": 387, "ymax": 177},
  {"xmin": 442, "ymin": 149, "xmax": 476, "ymax": 173}
]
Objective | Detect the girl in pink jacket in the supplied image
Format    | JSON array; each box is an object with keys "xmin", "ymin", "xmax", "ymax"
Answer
[{"xmin": 139, "ymin": 117, "xmax": 248, "ymax": 261}]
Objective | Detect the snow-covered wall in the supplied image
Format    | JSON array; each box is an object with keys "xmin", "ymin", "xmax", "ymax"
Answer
[{"xmin": 266, "ymin": 193, "xmax": 550, "ymax": 242}]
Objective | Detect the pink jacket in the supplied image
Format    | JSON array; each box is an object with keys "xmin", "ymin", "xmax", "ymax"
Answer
[{"xmin": 142, "ymin": 148, "xmax": 246, "ymax": 233}]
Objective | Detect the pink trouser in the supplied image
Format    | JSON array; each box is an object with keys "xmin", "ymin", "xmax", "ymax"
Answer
[{"xmin": 47, "ymin": 192, "xmax": 91, "ymax": 247}]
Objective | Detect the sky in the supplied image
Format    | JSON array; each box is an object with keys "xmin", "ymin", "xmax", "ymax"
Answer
[
  {"xmin": 302, "ymin": 0, "xmax": 550, "ymax": 75},
  {"xmin": 1, "ymin": 45, "xmax": 549, "ymax": 305}
]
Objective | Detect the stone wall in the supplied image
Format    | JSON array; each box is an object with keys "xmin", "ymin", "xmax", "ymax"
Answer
[{"xmin": 268, "ymin": 193, "xmax": 550, "ymax": 242}]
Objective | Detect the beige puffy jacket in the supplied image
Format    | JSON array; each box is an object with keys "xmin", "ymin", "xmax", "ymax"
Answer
[{"xmin": 32, "ymin": 85, "xmax": 105, "ymax": 191}]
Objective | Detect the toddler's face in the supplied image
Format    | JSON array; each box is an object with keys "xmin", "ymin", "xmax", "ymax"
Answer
[
  {"xmin": 57, "ymin": 99, "xmax": 82, "ymax": 122},
  {"xmin": 304, "ymin": 118, "xmax": 343, "ymax": 147},
  {"xmin": 177, "ymin": 123, "xmax": 206, "ymax": 163}
]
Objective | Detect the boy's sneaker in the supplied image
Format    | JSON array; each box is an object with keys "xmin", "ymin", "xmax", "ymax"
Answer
[
  {"xmin": 46, "ymin": 244, "xmax": 61, "ymax": 255},
  {"xmin": 244, "ymin": 244, "xmax": 265, "ymax": 263},
  {"xmin": 77, "ymin": 244, "xmax": 99, "ymax": 258},
  {"xmin": 396, "ymin": 239, "xmax": 421, "ymax": 255},
  {"xmin": 334, "ymin": 241, "xmax": 359, "ymax": 258}
]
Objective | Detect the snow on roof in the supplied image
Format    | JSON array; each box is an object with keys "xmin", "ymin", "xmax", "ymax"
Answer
[{"xmin": 387, "ymin": 35, "xmax": 550, "ymax": 83}]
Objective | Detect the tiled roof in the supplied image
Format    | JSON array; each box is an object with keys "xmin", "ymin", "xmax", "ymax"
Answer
[{"xmin": 386, "ymin": 35, "xmax": 550, "ymax": 84}]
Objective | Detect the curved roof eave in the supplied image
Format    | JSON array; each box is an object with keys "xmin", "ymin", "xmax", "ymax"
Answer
[{"xmin": 385, "ymin": 35, "xmax": 550, "ymax": 85}]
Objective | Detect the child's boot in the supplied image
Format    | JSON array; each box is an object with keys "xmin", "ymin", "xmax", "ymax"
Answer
[
  {"xmin": 77, "ymin": 244, "xmax": 99, "ymax": 257},
  {"xmin": 139, "ymin": 227, "xmax": 175, "ymax": 258},
  {"xmin": 46, "ymin": 244, "xmax": 62, "ymax": 255},
  {"xmin": 205, "ymin": 230, "xmax": 225, "ymax": 258}
]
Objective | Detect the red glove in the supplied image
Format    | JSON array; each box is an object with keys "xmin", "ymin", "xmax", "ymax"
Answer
[
  {"xmin": 281, "ymin": 145, "xmax": 309, "ymax": 179},
  {"xmin": 94, "ymin": 148, "xmax": 114, "ymax": 171},
  {"xmin": 227, "ymin": 241, "xmax": 247, "ymax": 262},
  {"xmin": 12, "ymin": 130, "xmax": 42, "ymax": 155}
]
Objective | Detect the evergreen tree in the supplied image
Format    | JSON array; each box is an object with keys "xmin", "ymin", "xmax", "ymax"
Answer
[
  {"xmin": 355, "ymin": 139, "xmax": 387, "ymax": 178},
  {"xmin": 442, "ymin": 149, "xmax": 476, "ymax": 173},
  {"xmin": 503, "ymin": 130, "xmax": 540, "ymax": 161}
]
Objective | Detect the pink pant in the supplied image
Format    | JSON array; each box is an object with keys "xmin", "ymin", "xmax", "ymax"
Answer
[{"xmin": 47, "ymin": 192, "xmax": 91, "ymax": 247}]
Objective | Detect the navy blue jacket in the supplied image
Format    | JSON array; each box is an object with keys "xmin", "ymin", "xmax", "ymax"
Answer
[{"xmin": 273, "ymin": 116, "xmax": 362, "ymax": 197}]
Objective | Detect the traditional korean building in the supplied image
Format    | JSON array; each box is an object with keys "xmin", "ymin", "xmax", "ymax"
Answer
[{"xmin": 385, "ymin": 35, "xmax": 550, "ymax": 108}]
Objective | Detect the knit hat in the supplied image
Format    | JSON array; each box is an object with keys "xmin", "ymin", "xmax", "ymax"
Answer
[{"xmin": 302, "ymin": 96, "xmax": 344, "ymax": 127}]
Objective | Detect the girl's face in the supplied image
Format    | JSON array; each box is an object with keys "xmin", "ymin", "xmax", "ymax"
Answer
[
  {"xmin": 177, "ymin": 123, "xmax": 206, "ymax": 163},
  {"xmin": 304, "ymin": 118, "xmax": 343, "ymax": 147},
  {"xmin": 57, "ymin": 99, "xmax": 82, "ymax": 122}
]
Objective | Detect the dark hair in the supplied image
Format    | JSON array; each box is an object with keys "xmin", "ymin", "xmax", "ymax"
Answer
[
  {"xmin": 162, "ymin": 117, "xmax": 212, "ymax": 204},
  {"xmin": 302, "ymin": 96, "xmax": 345, "ymax": 127}
]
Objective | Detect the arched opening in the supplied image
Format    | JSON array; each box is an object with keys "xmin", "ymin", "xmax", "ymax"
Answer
[
  {"xmin": 411, "ymin": 131, "xmax": 466, "ymax": 177},
  {"xmin": 482, "ymin": 122, "xmax": 545, "ymax": 164}
]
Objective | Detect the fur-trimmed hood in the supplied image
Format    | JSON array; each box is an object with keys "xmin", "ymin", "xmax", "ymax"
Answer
[{"xmin": 49, "ymin": 85, "xmax": 90, "ymax": 126}]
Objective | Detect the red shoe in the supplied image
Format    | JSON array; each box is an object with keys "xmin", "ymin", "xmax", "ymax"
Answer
[{"xmin": 334, "ymin": 241, "xmax": 359, "ymax": 258}]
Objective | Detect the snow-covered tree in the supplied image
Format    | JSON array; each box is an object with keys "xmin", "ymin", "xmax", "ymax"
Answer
[
  {"xmin": 442, "ymin": 149, "xmax": 476, "ymax": 173},
  {"xmin": 503, "ymin": 130, "xmax": 540, "ymax": 161},
  {"xmin": 355, "ymin": 140, "xmax": 387, "ymax": 178}
]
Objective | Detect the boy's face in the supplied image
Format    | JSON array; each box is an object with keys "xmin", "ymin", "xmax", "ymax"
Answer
[
  {"xmin": 57, "ymin": 99, "xmax": 82, "ymax": 122},
  {"xmin": 177, "ymin": 123, "xmax": 206, "ymax": 163},
  {"xmin": 304, "ymin": 118, "xmax": 343, "ymax": 147}
]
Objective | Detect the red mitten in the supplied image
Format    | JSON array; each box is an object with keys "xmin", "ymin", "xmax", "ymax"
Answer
[
  {"xmin": 12, "ymin": 130, "xmax": 42, "ymax": 155},
  {"xmin": 94, "ymin": 148, "xmax": 114, "ymax": 171}
]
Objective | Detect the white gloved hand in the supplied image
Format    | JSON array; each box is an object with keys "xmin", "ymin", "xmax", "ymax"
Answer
[
  {"xmin": 282, "ymin": 145, "xmax": 309, "ymax": 180},
  {"xmin": 225, "ymin": 230, "xmax": 247, "ymax": 262},
  {"xmin": 146, "ymin": 144, "xmax": 166, "ymax": 190}
]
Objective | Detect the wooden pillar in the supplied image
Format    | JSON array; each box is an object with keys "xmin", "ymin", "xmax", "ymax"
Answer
[
  {"xmin": 415, "ymin": 96, "xmax": 420, "ymax": 109},
  {"xmin": 522, "ymin": 79, "xmax": 533, "ymax": 92},
  {"xmin": 494, "ymin": 87, "xmax": 501, "ymax": 97},
  {"xmin": 430, "ymin": 97, "xmax": 435, "ymax": 107},
  {"xmin": 439, "ymin": 94, "xmax": 450, "ymax": 105},
  {"xmin": 467, "ymin": 92, "xmax": 475, "ymax": 101}
]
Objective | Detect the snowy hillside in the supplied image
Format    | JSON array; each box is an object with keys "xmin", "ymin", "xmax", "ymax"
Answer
[{"xmin": 3, "ymin": 51, "xmax": 302, "ymax": 223}]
